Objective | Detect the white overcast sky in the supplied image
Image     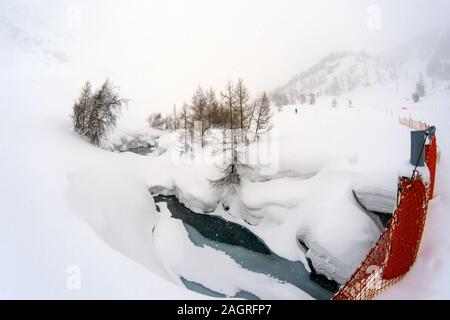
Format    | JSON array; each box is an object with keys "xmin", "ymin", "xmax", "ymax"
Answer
[{"xmin": 3, "ymin": 0, "xmax": 450, "ymax": 113}]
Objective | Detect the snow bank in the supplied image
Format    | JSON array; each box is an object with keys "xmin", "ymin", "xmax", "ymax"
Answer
[
  {"xmin": 0, "ymin": 50, "xmax": 203, "ymax": 298},
  {"xmin": 296, "ymin": 173, "xmax": 381, "ymax": 284},
  {"xmin": 3, "ymin": 16, "xmax": 449, "ymax": 298},
  {"xmin": 209, "ymin": 106, "xmax": 411, "ymax": 283},
  {"xmin": 353, "ymin": 171, "xmax": 398, "ymax": 214},
  {"xmin": 352, "ymin": 163, "xmax": 431, "ymax": 215},
  {"xmin": 238, "ymin": 171, "xmax": 381, "ymax": 284},
  {"xmin": 126, "ymin": 104, "xmax": 413, "ymax": 285},
  {"xmin": 67, "ymin": 168, "xmax": 168, "ymax": 278},
  {"xmin": 376, "ymin": 86, "xmax": 450, "ymax": 299},
  {"xmin": 153, "ymin": 204, "xmax": 313, "ymax": 300}
]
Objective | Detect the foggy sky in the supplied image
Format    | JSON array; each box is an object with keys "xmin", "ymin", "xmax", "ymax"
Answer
[{"xmin": 3, "ymin": 0, "xmax": 450, "ymax": 114}]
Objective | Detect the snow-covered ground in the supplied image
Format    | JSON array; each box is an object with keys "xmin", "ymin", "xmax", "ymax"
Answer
[
  {"xmin": 153, "ymin": 204, "xmax": 314, "ymax": 300},
  {"xmin": 3, "ymin": 56, "xmax": 448, "ymax": 299},
  {"xmin": 377, "ymin": 90, "xmax": 450, "ymax": 299},
  {"xmin": 1, "ymin": 3, "xmax": 450, "ymax": 299}
]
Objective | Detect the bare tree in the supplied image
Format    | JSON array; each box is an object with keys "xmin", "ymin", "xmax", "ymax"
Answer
[
  {"xmin": 72, "ymin": 80, "xmax": 127, "ymax": 146},
  {"xmin": 234, "ymin": 79, "xmax": 251, "ymax": 142},
  {"xmin": 253, "ymin": 92, "xmax": 273, "ymax": 142},
  {"xmin": 163, "ymin": 114, "xmax": 175, "ymax": 131},
  {"xmin": 174, "ymin": 80, "xmax": 275, "ymax": 198},
  {"xmin": 72, "ymin": 81, "xmax": 93, "ymax": 135},
  {"xmin": 221, "ymin": 81, "xmax": 237, "ymax": 163},
  {"xmin": 215, "ymin": 102, "xmax": 230, "ymax": 128},
  {"xmin": 209, "ymin": 162, "xmax": 241, "ymax": 195},
  {"xmin": 332, "ymin": 97, "xmax": 338, "ymax": 108},
  {"xmin": 173, "ymin": 104, "xmax": 178, "ymax": 130},
  {"xmin": 271, "ymin": 92, "xmax": 289, "ymax": 107},
  {"xmin": 309, "ymin": 93, "xmax": 316, "ymax": 105},
  {"xmin": 300, "ymin": 93, "xmax": 306, "ymax": 105},
  {"xmin": 206, "ymin": 87, "xmax": 220, "ymax": 129},
  {"xmin": 209, "ymin": 81, "xmax": 241, "ymax": 196},
  {"xmin": 86, "ymin": 80, "xmax": 128, "ymax": 146},
  {"xmin": 246, "ymin": 99, "xmax": 258, "ymax": 132},
  {"xmin": 176, "ymin": 103, "xmax": 191, "ymax": 153},
  {"xmin": 147, "ymin": 112, "xmax": 165, "ymax": 129},
  {"xmin": 191, "ymin": 86, "xmax": 208, "ymax": 147},
  {"xmin": 416, "ymin": 73, "xmax": 426, "ymax": 98}
]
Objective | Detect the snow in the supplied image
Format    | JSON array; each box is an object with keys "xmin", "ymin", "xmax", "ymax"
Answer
[
  {"xmin": 1, "ymin": 3, "xmax": 450, "ymax": 299},
  {"xmin": 67, "ymin": 168, "xmax": 165, "ymax": 276},
  {"xmin": 208, "ymin": 106, "xmax": 414, "ymax": 284},
  {"xmin": 153, "ymin": 204, "xmax": 313, "ymax": 300},
  {"xmin": 115, "ymin": 102, "xmax": 414, "ymax": 286},
  {"xmin": 0, "ymin": 121, "xmax": 201, "ymax": 299},
  {"xmin": 353, "ymin": 172, "xmax": 401, "ymax": 215},
  {"xmin": 2, "ymin": 61, "xmax": 444, "ymax": 297},
  {"xmin": 238, "ymin": 170, "xmax": 382, "ymax": 283},
  {"xmin": 0, "ymin": 48, "xmax": 203, "ymax": 298},
  {"xmin": 376, "ymin": 88, "xmax": 450, "ymax": 300}
]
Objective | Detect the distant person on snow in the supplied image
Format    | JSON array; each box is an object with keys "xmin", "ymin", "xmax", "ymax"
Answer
[{"xmin": 295, "ymin": 108, "xmax": 298, "ymax": 114}]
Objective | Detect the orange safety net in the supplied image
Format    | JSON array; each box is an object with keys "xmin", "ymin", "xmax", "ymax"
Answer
[
  {"xmin": 426, "ymin": 136, "xmax": 437, "ymax": 199},
  {"xmin": 333, "ymin": 136, "xmax": 437, "ymax": 300}
]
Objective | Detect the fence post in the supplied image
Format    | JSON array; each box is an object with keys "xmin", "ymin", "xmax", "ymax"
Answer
[{"xmin": 410, "ymin": 131, "xmax": 426, "ymax": 167}]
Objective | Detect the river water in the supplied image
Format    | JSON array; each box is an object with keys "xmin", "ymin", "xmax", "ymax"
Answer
[{"xmin": 154, "ymin": 195, "xmax": 335, "ymax": 300}]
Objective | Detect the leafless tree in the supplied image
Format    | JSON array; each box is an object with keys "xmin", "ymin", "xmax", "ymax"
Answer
[
  {"xmin": 300, "ymin": 93, "xmax": 307, "ymax": 105},
  {"xmin": 416, "ymin": 73, "xmax": 426, "ymax": 98},
  {"xmin": 332, "ymin": 97, "xmax": 338, "ymax": 108},
  {"xmin": 253, "ymin": 92, "xmax": 273, "ymax": 142},
  {"xmin": 209, "ymin": 162, "xmax": 241, "ymax": 195},
  {"xmin": 191, "ymin": 86, "xmax": 208, "ymax": 147},
  {"xmin": 72, "ymin": 81, "xmax": 93, "ymax": 136},
  {"xmin": 309, "ymin": 93, "xmax": 316, "ymax": 105},
  {"xmin": 221, "ymin": 81, "xmax": 238, "ymax": 163},
  {"xmin": 208, "ymin": 81, "xmax": 242, "ymax": 195},
  {"xmin": 147, "ymin": 112, "xmax": 165, "ymax": 129},
  {"xmin": 86, "ymin": 80, "xmax": 128, "ymax": 146},
  {"xmin": 167, "ymin": 80, "xmax": 275, "ymax": 196},
  {"xmin": 206, "ymin": 87, "xmax": 220, "ymax": 129},
  {"xmin": 72, "ymin": 80, "xmax": 127, "ymax": 146},
  {"xmin": 176, "ymin": 103, "xmax": 191, "ymax": 153},
  {"xmin": 163, "ymin": 114, "xmax": 175, "ymax": 131},
  {"xmin": 234, "ymin": 79, "xmax": 252, "ymax": 142},
  {"xmin": 246, "ymin": 99, "xmax": 258, "ymax": 133}
]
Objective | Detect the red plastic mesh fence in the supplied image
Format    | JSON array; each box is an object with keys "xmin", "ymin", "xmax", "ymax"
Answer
[
  {"xmin": 426, "ymin": 136, "xmax": 437, "ymax": 198},
  {"xmin": 333, "ymin": 136, "xmax": 437, "ymax": 300}
]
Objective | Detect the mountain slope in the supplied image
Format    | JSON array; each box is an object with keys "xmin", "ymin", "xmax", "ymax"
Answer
[{"xmin": 272, "ymin": 32, "xmax": 450, "ymax": 106}]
